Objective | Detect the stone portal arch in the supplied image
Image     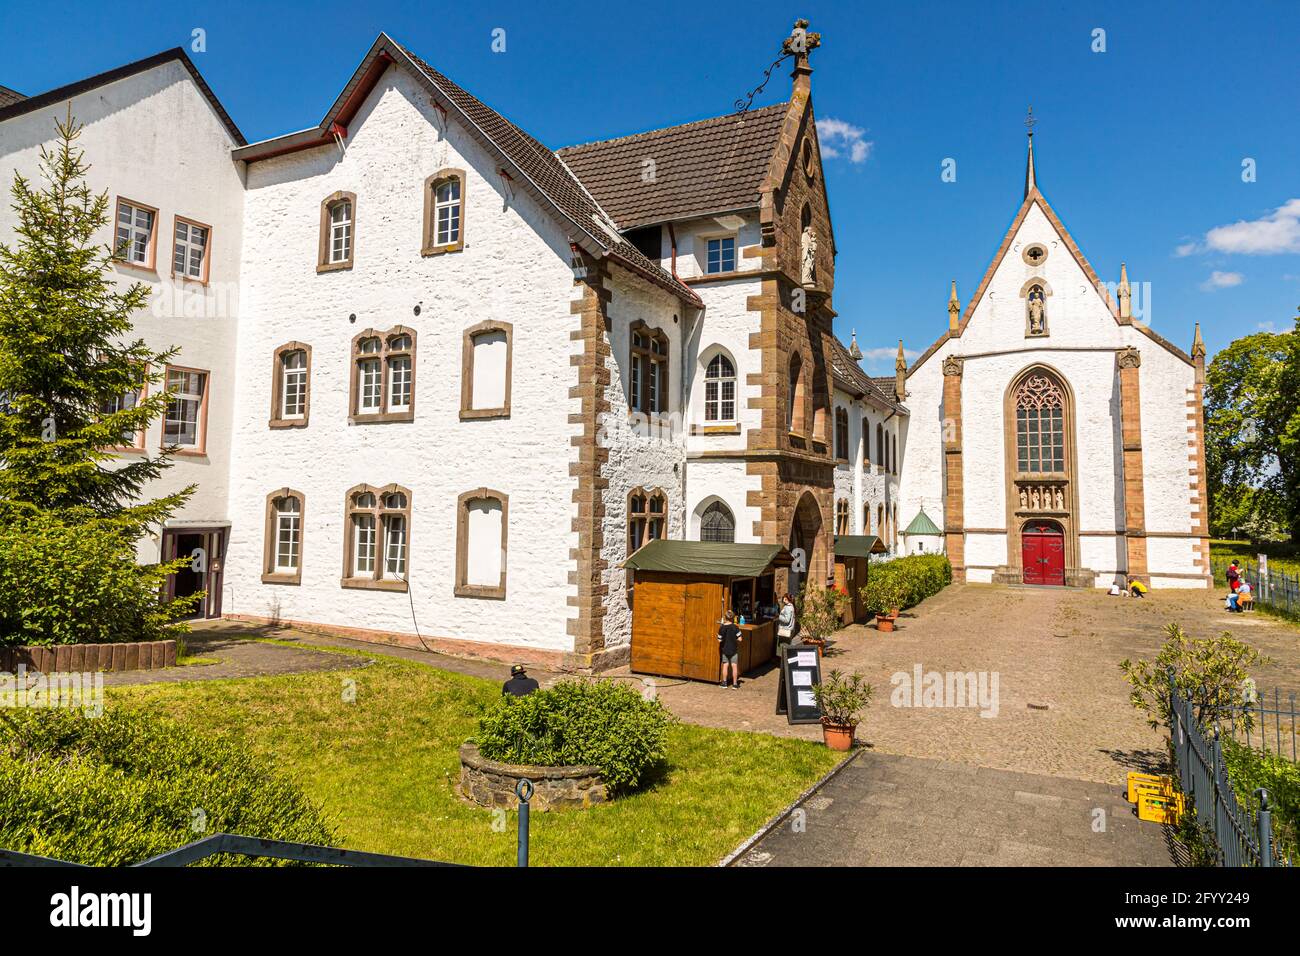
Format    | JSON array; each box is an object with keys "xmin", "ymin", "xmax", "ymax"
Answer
[{"xmin": 788, "ymin": 490, "xmax": 827, "ymax": 600}]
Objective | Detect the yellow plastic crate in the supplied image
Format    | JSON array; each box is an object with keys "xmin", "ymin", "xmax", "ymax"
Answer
[
  {"xmin": 1126, "ymin": 772, "xmax": 1172, "ymax": 803},
  {"xmin": 1137, "ymin": 788, "xmax": 1185, "ymax": 825}
]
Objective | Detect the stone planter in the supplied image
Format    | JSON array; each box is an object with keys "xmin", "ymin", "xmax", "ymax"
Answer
[
  {"xmin": 458, "ymin": 742, "xmax": 608, "ymax": 811},
  {"xmin": 0, "ymin": 640, "xmax": 177, "ymax": 674}
]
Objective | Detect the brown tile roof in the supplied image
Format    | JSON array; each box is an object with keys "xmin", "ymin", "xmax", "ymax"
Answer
[
  {"xmin": 829, "ymin": 337, "xmax": 905, "ymax": 413},
  {"xmin": 0, "ymin": 49, "xmax": 244, "ymax": 145},
  {"xmin": 557, "ymin": 104, "xmax": 789, "ymax": 229}
]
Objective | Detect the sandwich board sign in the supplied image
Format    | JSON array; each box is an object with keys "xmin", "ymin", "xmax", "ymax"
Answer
[{"xmin": 776, "ymin": 643, "xmax": 823, "ymax": 725}]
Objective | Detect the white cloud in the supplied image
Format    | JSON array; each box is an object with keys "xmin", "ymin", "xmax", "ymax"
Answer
[
  {"xmin": 1202, "ymin": 199, "xmax": 1300, "ymax": 255},
  {"xmin": 1174, "ymin": 241, "xmax": 1199, "ymax": 257},
  {"xmin": 1258, "ymin": 321, "xmax": 1279, "ymax": 332},
  {"xmin": 816, "ymin": 118, "xmax": 873, "ymax": 164},
  {"xmin": 1200, "ymin": 270, "xmax": 1244, "ymax": 291}
]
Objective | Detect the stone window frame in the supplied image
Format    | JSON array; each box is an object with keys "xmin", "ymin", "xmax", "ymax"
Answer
[
  {"xmin": 262, "ymin": 487, "xmax": 306, "ymax": 585},
  {"xmin": 113, "ymin": 196, "xmax": 159, "ymax": 272},
  {"xmin": 161, "ymin": 363, "xmax": 210, "ymax": 457},
  {"xmin": 317, "ymin": 190, "xmax": 356, "ymax": 273},
  {"xmin": 835, "ymin": 498, "xmax": 849, "ymax": 535},
  {"xmin": 101, "ymin": 362, "xmax": 150, "ymax": 454},
  {"xmin": 893, "ymin": 433, "xmax": 899, "ymax": 475},
  {"xmin": 459, "ymin": 319, "xmax": 513, "ymax": 420},
  {"xmin": 702, "ymin": 348, "xmax": 738, "ymax": 424},
  {"xmin": 834, "ymin": 406, "xmax": 850, "ymax": 462},
  {"xmin": 341, "ymin": 482, "xmax": 412, "ymax": 592},
  {"xmin": 699, "ymin": 499, "xmax": 736, "ymax": 543},
  {"xmin": 875, "ymin": 423, "xmax": 884, "ymax": 473},
  {"xmin": 170, "ymin": 214, "xmax": 213, "ymax": 284},
  {"xmin": 1021, "ymin": 243, "xmax": 1049, "ymax": 266},
  {"xmin": 629, "ymin": 320, "xmax": 670, "ymax": 416},
  {"xmin": 269, "ymin": 342, "xmax": 312, "ymax": 428},
  {"xmin": 455, "ymin": 487, "xmax": 509, "ymax": 600},
  {"xmin": 627, "ymin": 486, "xmax": 667, "ymax": 556},
  {"xmin": 861, "ymin": 415, "xmax": 871, "ymax": 467},
  {"xmin": 422, "ymin": 168, "xmax": 467, "ymax": 256},
  {"xmin": 349, "ymin": 327, "xmax": 417, "ymax": 424},
  {"xmin": 697, "ymin": 231, "xmax": 739, "ymax": 277}
]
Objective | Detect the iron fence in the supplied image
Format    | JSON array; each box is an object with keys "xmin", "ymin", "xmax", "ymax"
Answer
[
  {"xmin": 1168, "ymin": 670, "xmax": 1289, "ymax": 866},
  {"xmin": 1211, "ymin": 556, "xmax": 1300, "ymax": 618}
]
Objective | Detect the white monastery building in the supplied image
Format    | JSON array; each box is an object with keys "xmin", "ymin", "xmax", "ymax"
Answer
[{"xmin": 0, "ymin": 23, "xmax": 1209, "ymax": 670}]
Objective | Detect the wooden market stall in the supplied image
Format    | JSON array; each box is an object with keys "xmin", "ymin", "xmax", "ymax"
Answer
[
  {"xmin": 833, "ymin": 534, "xmax": 886, "ymax": 624},
  {"xmin": 624, "ymin": 540, "xmax": 792, "ymax": 683}
]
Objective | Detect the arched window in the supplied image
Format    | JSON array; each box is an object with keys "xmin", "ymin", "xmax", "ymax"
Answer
[
  {"xmin": 628, "ymin": 488, "xmax": 667, "ymax": 554},
  {"xmin": 461, "ymin": 320, "xmax": 513, "ymax": 419},
  {"xmin": 351, "ymin": 328, "xmax": 417, "ymax": 423},
  {"xmin": 456, "ymin": 488, "xmax": 508, "ymax": 598},
  {"xmin": 343, "ymin": 484, "xmax": 411, "ymax": 591},
  {"xmin": 700, "ymin": 500, "xmax": 735, "ymax": 543},
  {"xmin": 862, "ymin": 417, "xmax": 871, "ymax": 466},
  {"xmin": 834, "ymin": 407, "xmax": 849, "ymax": 461},
  {"xmin": 423, "ymin": 168, "xmax": 467, "ymax": 255},
  {"xmin": 877, "ymin": 504, "xmax": 884, "ymax": 538},
  {"xmin": 787, "ymin": 353, "xmax": 804, "ymax": 434},
  {"xmin": 704, "ymin": 352, "xmax": 736, "ymax": 422},
  {"xmin": 863, "ymin": 501, "xmax": 871, "ymax": 535},
  {"xmin": 318, "ymin": 191, "xmax": 356, "ymax": 271},
  {"xmin": 263, "ymin": 489, "xmax": 305, "ymax": 585},
  {"xmin": 875, "ymin": 423, "xmax": 884, "ymax": 472},
  {"xmin": 835, "ymin": 499, "xmax": 849, "ymax": 535},
  {"xmin": 1014, "ymin": 373, "xmax": 1065, "ymax": 474},
  {"xmin": 893, "ymin": 433, "xmax": 898, "ymax": 475}
]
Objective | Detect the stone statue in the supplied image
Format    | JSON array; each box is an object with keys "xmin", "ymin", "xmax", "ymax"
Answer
[
  {"xmin": 1019, "ymin": 487, "xmax": 1028, "ymax": 508},
  {"xmin": 1031, "ymin": 487, "xmax": 1041, "ymax": 510},
  {"xmin": 801, "ymin": 224, "xmax": 817, "ymax": 285},
  {"xmin": 1027, "ymin": 288, "xmax": 1046, "ymax": 334},
  {"xmin": 1054, "ymin": 487, "xmax": 1064, "ymax": 510}
]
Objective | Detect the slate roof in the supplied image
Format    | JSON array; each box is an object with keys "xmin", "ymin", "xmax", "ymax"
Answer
[
  {"xmin": 557, "ymin": 104, "xmax": 789, "ymax": 229},
  {"xmin": 0, "ymin": 49, "xmax": 245, "ymax": 146},
  {"xmin": 829, "ymin": 336, "xmax": 904, "ymax": 412}
]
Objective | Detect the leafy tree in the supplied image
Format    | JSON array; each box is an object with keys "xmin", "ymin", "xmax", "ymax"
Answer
[
  {"xmin": 0, "ymin": 111, "xmax": 190, "ymax": 535},
  {"xmin": 1120, "ymin": 622, "xmax": 1270, "ymax": 731},
  {"xmin": 1204, "ymin": 313, "xmax": 1300, "ymax": 540}
]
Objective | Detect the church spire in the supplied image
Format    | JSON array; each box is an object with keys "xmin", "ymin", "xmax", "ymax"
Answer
[
  {"xmin": 848, "ymin": 329, "xmax": 863, "ymax": 361},
  {"xmin": 1118, "ymin": 262, "xmax": 1132, "ymax": 319},
  {"xmin": 947, "ymin": 279, "xmax": 960, "ymax": 332},
  {"xmin": 1192, "ymin": 322, "xmax": 1206, "ymax": 386},
  {"xmin": 895, "ymin": 339, "xmax": 907, "ymax": 403},
  {"xmin": 1024, "ymin": 106, "xmax": 1037, "ymax": 198}
]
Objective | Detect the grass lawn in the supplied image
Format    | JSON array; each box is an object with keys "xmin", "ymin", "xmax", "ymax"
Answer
[
  {"xmin": 112, "ymin": 648, "xmax": 842, "ymax": 866},
  {"xmin": 1211, "ymin": 538, "xmax": 1300, "ymax": 577}
]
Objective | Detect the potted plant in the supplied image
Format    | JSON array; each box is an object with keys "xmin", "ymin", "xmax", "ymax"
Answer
[
  {"xmin": 862, "ymin": 576, "xmax": 906, "ymax": 632},
  {"xmin": 797, "ymin": 582, "xmax": 850, "ymax": 655},
  {"xmin": 811, "ymin": 669, "xmax": 874, "ymax": 751}
]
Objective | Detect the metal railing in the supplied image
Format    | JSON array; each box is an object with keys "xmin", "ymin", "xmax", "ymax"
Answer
[
  {"xmin": 1168, "ymin": 670, "xmax": 1288, "ymax": 866},
  {"xmin": 1, "ymin": 778, "xmax": 536, "ymax": 867},
  {"xmin": 1211, "ymin": 556, "xmax": 1300, "ymax": 617}
]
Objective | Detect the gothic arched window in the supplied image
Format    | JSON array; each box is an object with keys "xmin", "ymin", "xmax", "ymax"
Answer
[
  {"xmin": 700, "ymin": 501, "xmax": 735, "ymax": 543},
  {"xmin": 1015, "ymin": 373, "xmax": 1065, "ymax": 474},
  {"xmin": 835, "ymin": 499, "xmax": 849, "ymax": 535},
  {"xmin": 787, "ymin": 353, "xmax": 804, "ymax": 434},
  {"xmin": 834, "ymin": 407, "xmax": 849, "ymax": 460}
]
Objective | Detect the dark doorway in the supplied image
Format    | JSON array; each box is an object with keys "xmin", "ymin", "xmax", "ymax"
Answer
[
  {"xmin": 1022, "ymin": 520, "xmax": 1065, "ymax": 586},
  {"xmin": 162, "ymin": 528, "xmax": 225, "ymax": 619}
]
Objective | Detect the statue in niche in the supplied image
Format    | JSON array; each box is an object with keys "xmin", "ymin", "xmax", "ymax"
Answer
[
  {"xmin": 801, "ymin": 223, "xmax": 817, "ymax": 285},
  {"xmin": 1027, "ymin": 286, "xmax": 1047, "ymax": 335},
  {"xmin": 1019, "ymin": 487, "xmax": 1028, "ymax": 508},
  {"xmin": 1031, "ymin": 487, "xmax": 1041, "ymax": 510},
  {"xmin": 1054, "ymin": 487, "xmax": 1064, "ymax": 510}
]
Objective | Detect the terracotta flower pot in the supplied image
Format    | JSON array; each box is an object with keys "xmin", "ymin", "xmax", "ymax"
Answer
[
  {"xmin": 821, "ymin": 719, "xmax": 857, "ymax": 751},
  {"xmin": 875, "ymin": 614, "xmax": 896, "ymax": 633}
]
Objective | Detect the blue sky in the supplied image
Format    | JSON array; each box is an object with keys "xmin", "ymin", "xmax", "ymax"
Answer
[{"xmin": 3, "ymin": 0, "xmax": 1297, "ymax": 372}]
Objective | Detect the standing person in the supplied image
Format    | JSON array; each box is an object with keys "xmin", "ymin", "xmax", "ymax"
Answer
[
  {"xmin": 717, "ymin": 610, "xmax": 743, "ymax": 689},
  {"xmin": 502, "ymin": 663, "xmax": 540, "ymax": 697},
  {"xmin": 777, "ymin": 593, "xmax": 798, "ymax": 654},
  {"xmin": 1226, "ymin": 561, "xmax": 1241, "ymax": 593}
]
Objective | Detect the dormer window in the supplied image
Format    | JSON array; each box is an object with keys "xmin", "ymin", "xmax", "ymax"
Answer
[{"xmin": 706, "ymin": 236, "xmax": 736, "ymax": 274}]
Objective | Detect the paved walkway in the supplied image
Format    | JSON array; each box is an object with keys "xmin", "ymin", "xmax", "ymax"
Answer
[{"xmin": 734, "ymin": 750, "xmax": 1171, "ymax": 867}]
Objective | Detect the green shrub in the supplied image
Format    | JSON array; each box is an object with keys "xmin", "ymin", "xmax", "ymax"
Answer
[
  {"xmin": 859, "ymin": 553, "xmax": 952, "ymax": 616},
  {"xmin": 1222, "ymin": 736, "xmax": 1300, "ymax": 864},
  {"xmin": 475, "ymin": 680, "xmax": 672, "ymax": 793},
  {"xmin": 0, "ymin": 706, "xmax": 336, "ymax": 865},
  {"xmin": 0, "ymin": 510, "xmax": 197, "ymax": 646}
]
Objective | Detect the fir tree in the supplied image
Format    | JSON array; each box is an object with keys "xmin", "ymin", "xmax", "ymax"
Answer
[{"xmin": 0, "ymin": 111, "xmax": 192, "ymax": 535}]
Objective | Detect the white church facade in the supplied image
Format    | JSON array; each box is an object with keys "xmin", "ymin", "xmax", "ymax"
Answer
[{"xmin": 0, "ymin": 23, "xmax": 1208, "ymax": 672}]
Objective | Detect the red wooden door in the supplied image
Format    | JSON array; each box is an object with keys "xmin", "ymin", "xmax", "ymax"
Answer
[{"xmin": 1022, "ymin": 522, "xmax": 1065, "ymax": 586}]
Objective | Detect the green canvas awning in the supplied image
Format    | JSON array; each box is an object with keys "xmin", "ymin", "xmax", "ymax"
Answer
[
  {"xmin": 835, "ymin": 535, "xmax": 886, "ymax": 558},
  {"xmin": 902, "ymin": 509, "xmax": 942, "ymax": 536},
  {"xmin": 622, "ymin": 540, "xmax": 791, "ymax": 577}
]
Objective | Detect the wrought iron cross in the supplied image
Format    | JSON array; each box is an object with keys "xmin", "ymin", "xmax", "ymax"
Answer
[{"xmin": 1025, "ymin": 105, "xmax": 1037, "ymax": 135}]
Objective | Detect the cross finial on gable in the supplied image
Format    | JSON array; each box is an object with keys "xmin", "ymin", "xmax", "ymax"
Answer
[
  {"xmin": 1024, "ymin": 105, "xmax": 1038, "ymax": 198},
  {"xmin": 783, "ymin": 18, "xmax": 822, "ymax": 77},
  {"xmin": 1024, "ymin": 105, "xmax": 1037, "ymax": 136}
]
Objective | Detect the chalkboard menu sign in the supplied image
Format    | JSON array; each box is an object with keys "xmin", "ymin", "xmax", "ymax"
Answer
[{"xmin": 778, "ymin": 643, "xmax": 823, "ymax": 725}]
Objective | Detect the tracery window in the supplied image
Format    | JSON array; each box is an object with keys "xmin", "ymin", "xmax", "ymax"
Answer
[{"xmin": 1015, "ymin": 373, "xmax": 1065, "ymax": 474}]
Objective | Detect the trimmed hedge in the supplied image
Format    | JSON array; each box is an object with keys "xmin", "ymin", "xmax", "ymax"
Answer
[
  {"xmin": 475, "ymin": 679, "xmax": 672, "ymax": 793},
  {"xmin": 0, "ymin": 707, "xmax": 336, "ymax": 865},
  {"xmin": 860, "ymin": 553, "xmax": 953, "ymax": 616}
]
